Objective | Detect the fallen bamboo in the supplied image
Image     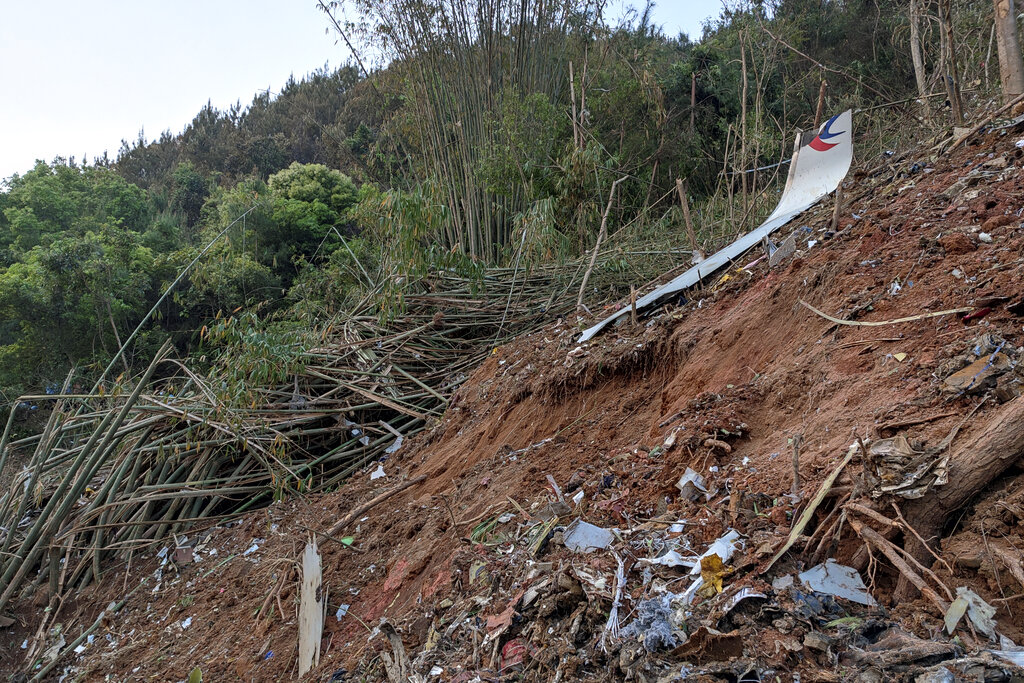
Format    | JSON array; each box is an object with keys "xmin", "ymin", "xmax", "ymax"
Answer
[
  {"xmin": 0, "ymin": 256, "xmax": 656, "ymax": 610},
  {"xmin": 764, "ymin": 442, "xmax": 855, "ymax": 572},
  {"xmin": 800, "ymin": 300, "xmax": 971, "ymax": 327},
  {"xmin": 947, "ymin": 91, "xmax": 1024, "ymax": 151},
  {"xmin": 327, "ymin": 474, "xmax": 428, "ymax": 536}
]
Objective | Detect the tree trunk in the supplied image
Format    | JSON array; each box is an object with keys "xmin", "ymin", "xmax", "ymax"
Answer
[
  {"xmin": 896, "ymin": 397, "xmax": 1024, "ymax": 598},
  {"xmin": 576, "ymin": 177, "xmax": 625, "ymax": 312},
  {"xmin": 939, "ymin": 0, "xmax": 965, "ymax": 124},
  {"xmin": 909, "ymin": 0, "xmax": 930, "ymax": 120},
  {"xmin": 676, "ymin": 179, "xmax": 698, "ymax": 255},
  {"xmin": 739, "ymin": 32, "xmax": 749, "ymax": 218},
  {"xmin": 994, "ymin": 0, "xmax": 1024, "ymax": 98},
  {"xmin": 813, "ymin": 79, "xmax": 827, "ymax": 129},
  {"xmin": 690, "ymin": 71, "xmax": 696, "ymax": 133}
]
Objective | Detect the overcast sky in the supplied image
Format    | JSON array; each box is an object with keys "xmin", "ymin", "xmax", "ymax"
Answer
[{"xmin": 0, "ymin": 1, "xmax": 722, "ymax": 182}]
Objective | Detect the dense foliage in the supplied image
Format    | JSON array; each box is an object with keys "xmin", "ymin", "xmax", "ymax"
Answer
[{"xmin": 0, "ymin": 0, "xmax": 1010, "ymax": 398}]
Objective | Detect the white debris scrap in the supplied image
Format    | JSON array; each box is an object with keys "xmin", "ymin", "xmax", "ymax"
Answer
[
  {"xmin": 638, "ymin": 549, "xmax": 691, "ymax": 569},
  {"xmin": 798, "ymin": 559, "xmax": 876, "ymax": 606},
  {"xmin": 945, "ymin": 587, "xmax": 997, "ymax": 639},
  {"xmin": 563, "ymin": 520, "xmax": 615, "ymax": 553},
  {"xmin": 676, "ymin": 467, "xmax": 708, "ymax": 501},
  {"xmin": 674, "ymin": 530, "xmax": 745, "ymax": 605},
  {"xmin": 690, "ymin": 530, "xmax": 742, "ymax": 576}
]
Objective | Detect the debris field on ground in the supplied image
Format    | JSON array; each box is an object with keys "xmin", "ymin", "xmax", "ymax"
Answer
[{"xmin": 5, "ymin": 124, "xmax": 1024, "ymax": 682}]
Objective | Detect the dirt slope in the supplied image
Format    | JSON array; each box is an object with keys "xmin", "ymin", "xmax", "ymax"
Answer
[{"xmin": 7, "ymin": 126, "xmax": 1024, "ymax": 682}]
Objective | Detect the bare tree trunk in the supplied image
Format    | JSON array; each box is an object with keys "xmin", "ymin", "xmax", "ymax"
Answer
[
  {"xmin": 994, "ymin": 0, "xmax": 1024, "ymax": 98},
  {"xmin": 569, "ymin": 60, "xmax": 579, "ymax": 149},
  {"xmin": 724, "ymin": 125, "xmax": 735, "ymax": 229},
  {"xmin": 814, "ymin": 79, "xmax": 827, "ymax": 129},
  {"xmin": 940, "ymin": 0, "xmax": 965, "ymax": 124},
  {"xmin": 577, "ymin": 177, "xmax": 625, "ymax": 312},
  {"xmin": 690, "ymin": 71, "xmax": 696, "ymax": 132},
  {"xmin": 909, "ymin": 0, "xmax": 931, "ymax": 120},
  {"xmin": 676, "ymin": 179, "xmax": 698, "ymax": 256},
  {"xmin": 580, "ymin": 50, "xmax": 588, "ymax": 135},
  {"xmin": 986, "ymin": 21, "xmax": 997, "ymax": 91},
  {"xmin": 740, "ymin": 32, "xmax": 749, "ymax": 219}
]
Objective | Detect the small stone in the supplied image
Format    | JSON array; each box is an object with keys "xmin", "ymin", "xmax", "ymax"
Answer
[
  {"xmin": 804, "ymin": 631, "xmax": 833, "ymax": 652},
  {"xmin": 915, "ymin": 667, "xmax": 955, "ymax": 683},
  {"xmin": 978, "ymin": 232, "xmax": 993, "ymax": 243}
]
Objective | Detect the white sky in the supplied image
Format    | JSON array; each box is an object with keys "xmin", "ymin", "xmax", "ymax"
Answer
[{"xmin": 0, "ymin": 1, "xmax": 721, "ymax": 182}]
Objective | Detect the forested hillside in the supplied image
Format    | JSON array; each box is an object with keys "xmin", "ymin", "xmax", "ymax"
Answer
[
  {"xmin": 7, "ymin": 2, "xmax": 1024, "ymax": 678},
  {"xmin": 0, "ymin": 0, "xmax": 1011, "ymax": 399}
]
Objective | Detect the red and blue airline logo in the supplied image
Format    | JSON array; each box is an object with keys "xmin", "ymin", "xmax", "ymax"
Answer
[{"xmin": 808, "ymin": 113, "xmax": 844, "ymax": 152}]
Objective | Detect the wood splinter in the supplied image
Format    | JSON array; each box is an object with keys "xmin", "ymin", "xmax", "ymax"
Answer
[{"xmin": 791, "ymin": 433, "xmax": 803, "ymax": 498}]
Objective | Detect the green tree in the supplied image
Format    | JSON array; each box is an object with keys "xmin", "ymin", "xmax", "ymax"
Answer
[
  {"xmin": 2, "ymin": 162, "xmax": 148, "ymax": 256},
  {"xmin": 0, "ymin": 162, "xmax": 158, "ymax": 392},
  {"xmin": 168, "ymin": 246, "xmax": 279, "ymax": 322},
  {"xmin": 265, "ymin": 162, "xmax": 358, "ymax": 277},
  {"xmin": 170, "ymin": 161, "xmax": 209, "ymax": 230},
  {"xmin": 0, "ymin": 226, "xmax": 154, "ymax": 390}
]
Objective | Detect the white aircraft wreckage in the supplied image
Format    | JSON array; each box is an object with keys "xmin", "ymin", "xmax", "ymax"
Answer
[{"xmin": 578, "ymin": 110, "xmax": 854, "ymax": 343}]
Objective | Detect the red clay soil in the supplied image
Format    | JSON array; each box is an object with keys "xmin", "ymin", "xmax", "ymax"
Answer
[{"xmin": 6, "ymin": 128, "xmax": 1024, "ymax": 682}]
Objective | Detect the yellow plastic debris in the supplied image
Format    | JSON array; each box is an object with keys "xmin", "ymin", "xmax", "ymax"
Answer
[{"xmin": 697, "ymin": 553, "xmax": 731, "ymax": 598}]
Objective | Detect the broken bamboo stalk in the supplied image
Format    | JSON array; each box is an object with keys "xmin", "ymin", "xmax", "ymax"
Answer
[
  {"xmin": 298, "ymin": 540, "xmax": 323, "ymax": 677},
  {"xmin": 327, "ymin": 474, "xmax": 427, "ymax": 536},
  {"xmin": 800, "ymin": 300, "xmax": 971, "ymax": 327},
  {"xmin": 948, "ymin": 90, "xmax": 1024, "ymax": 151},
  {"xmin": 791, "ymin": 434, "xmax": 802, "ymax": 497},
  {"xmin": 577, "ymin": 177, "xmax": 626, "ymax": 312},
  {"xmin": 814, "ymin": 79, "xmax": 828, "ymax": 129},
  {"xmin": 831, "ymin": 185, "xmax": 842, "ymax": 233},
  {"xmin": 675, "ymin": 179, "xmax": 699, "ymax": 256},
  {"xmin": 765, "ymin": 443, "xmax": 855, "ymax": 572}
]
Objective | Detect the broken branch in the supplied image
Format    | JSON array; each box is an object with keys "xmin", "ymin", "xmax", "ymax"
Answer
[
  {"xmin": 327, "ymin": 474, "xmax": 427, "ymax": 537},
  {"xmin": 800, "ymin": 300, "xmax": 971, "ymax": 327}
]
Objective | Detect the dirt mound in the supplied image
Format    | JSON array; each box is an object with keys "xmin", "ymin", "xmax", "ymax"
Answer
[{"xmin": 7, "ymin": 128, "xmax": 1024, "ymax": 682}]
